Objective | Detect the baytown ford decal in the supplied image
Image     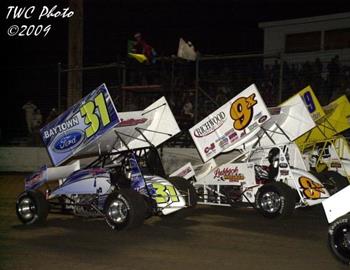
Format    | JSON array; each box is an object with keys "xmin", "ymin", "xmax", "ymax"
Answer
[
  {"xmin": 52, "ymin": 130, "xmax": 84, "ymax": 153},
  {"xmin": 194, "ymin": 112, "xmax": 226, "ymax": 138}
]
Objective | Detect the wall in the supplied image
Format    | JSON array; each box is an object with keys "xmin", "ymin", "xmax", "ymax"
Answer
[{"xmin": 0, "ymin": 147, "xmax": 237, "ymax": 174}]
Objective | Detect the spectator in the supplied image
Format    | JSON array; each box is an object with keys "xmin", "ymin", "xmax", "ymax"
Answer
[
  {"xmin": 45, "ymin": 108, "xmax": 58, "ymax": 124},
  {"xmin": 32, "ymin": 109, "xmax": 43, "ymax": 146},
  {"xmin": 132, "ymin": 33, "xmax": 156, "ymax": 64},
  {"xmin": 22, "ymin": 100, "xmax": 37, "ymax": 134},
  {"xmin": 182, "ymin": 97, "xmax": 194, "ymax": 119}
]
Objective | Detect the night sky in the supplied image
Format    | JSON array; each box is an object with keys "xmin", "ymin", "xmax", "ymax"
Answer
[{"xmin": 2, "ymin": 0, "xmax": 350, "ymax": 137}]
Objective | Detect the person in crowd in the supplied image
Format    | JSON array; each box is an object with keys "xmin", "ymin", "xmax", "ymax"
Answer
[
  {"xmin": 32, "ymin": 108, "xmax": 43, "ymax": 146},
  {"xmin": 45, "ymin": 108, "xmax": 58, "ymax": 124},
  {"xmin": 182, "ymin": 96, "xmax": 194, "ymax": 119},
  {"xmin": 22, "ymin": 100, "xmax": 37, "ymax": 134}
]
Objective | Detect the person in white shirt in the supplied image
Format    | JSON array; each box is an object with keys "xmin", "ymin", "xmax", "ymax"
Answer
[{"xmin": 22, "ymin": 100, "xmax": 37, "ymax": 134}]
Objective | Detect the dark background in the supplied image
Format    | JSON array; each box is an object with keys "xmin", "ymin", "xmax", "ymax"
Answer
[{"xmin": 2, "ymin": 0, "xmax": 350, "ymax": 139}]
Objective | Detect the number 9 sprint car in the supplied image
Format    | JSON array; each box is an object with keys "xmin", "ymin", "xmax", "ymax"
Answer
[
  {"xmin": 16, "ymin": 84, "xmax": 197, "ymax": 230},
  {"xmin": 171, "ymin": 84, "xmax": 348, "ymax": 218}
]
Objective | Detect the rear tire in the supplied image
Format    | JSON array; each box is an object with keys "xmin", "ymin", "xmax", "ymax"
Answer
[
  {"xmin": 168, "ymin": 177, "xmax": 197, "ymax": 207},
  {"xmin": 255, "ymin": 182, "xmax": 295, "ymax": 218},
  {"xmin": 16, "ymin": 190, "xmax": 49, "ymax": 225},
  {"xmin": 104, "ymin": 189, "xmax": 147, "ymax": 230},
  {"xmin": 320, "ymin": 171, "xmax": 348, "ymax": 195},
  {"xmin": 328, "ymin": 214, "xmax": 350, "ymax": 265}
]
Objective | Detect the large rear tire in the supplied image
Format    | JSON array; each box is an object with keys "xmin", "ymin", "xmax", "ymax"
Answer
[
  {"xmin": 255, "ymin": 182, "xmax": 295, "ymax": 218},
  {"xmin": 328, "ymin": 214, "xmax": 350, "ymax": 265},
  {"xmin": 16, "ymin": 190, "xmax": 49, "ymax": 225},
  {"xmin": 104, "ymin": 189, "xmax": 147, "ymax": 230},
  {"xmin": 168, "ymin": 177, "xmax": 197, "ymax": 207}
]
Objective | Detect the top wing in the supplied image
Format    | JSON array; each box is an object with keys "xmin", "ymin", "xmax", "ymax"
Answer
[
  {"xmin": 224, "ymin": 94, "xmax": 316, "ymax": 151},
  {"xmin": 295, "ymin": 88, "xmax": 350, "ymax": 147},
  {"xmin": 77, "ymin": 96, "xmax": 180, "ymax": 156},
  {"xmin": 189, "ymin": 84, "xmax": 271, "ymax": 162},
  {"xmin": 40, "ymin": 84, "xmax": 120, "ymax": 166}
]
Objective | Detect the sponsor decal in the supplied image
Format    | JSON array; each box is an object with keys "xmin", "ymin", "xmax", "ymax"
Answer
[
  {"xmin": 279, "ymin": 163, "xmax": 288, "ymax": 168},
  {"xmin": 254, "ymin": 112, "xmax": 262, "ymax": 120},
  {"xmin": 53, "ymin": 130, "xmax": 84, "ymax": 153},
  {"xmin": 176, "ymin": 167, "xmax": 193, "ymax": 178},
  {"xmin": 193, "ymin": 112, "xmax": 226, "ymax": 138},
  {"xmin": 258, "ymin": 115, "xmax": 268, "ymax": 124},
  {"xmin": 204, "ymin": 143, "xmax": 216, "ymax": 156},
  {"xmin": 330, "ymin": 162, "xmax": 342, "ymax": 168},
  {"xmin": 248, "ymin": 122, "xmax": 258, "ymax": 131},
  {"xmin": 280, "ymin": 170, "xmax": 289, "ymax": 175},
  {"xmin": 213, "ymin": 167, "xmax": 245, "ymax": 182},
  {"xmin": 225, "ymin": 129, "xmax": 238, "ymax": 143},
  {"xmin": 216, "ymin": 136, "xmax": 229, "ymax": 149},
  {"xmin": 118, "ymin": 118, "xmax": 147, "ymax": 127},
  {"xmin": 43, "ymin": 116, "xmax": 79, "ymax": 139}
]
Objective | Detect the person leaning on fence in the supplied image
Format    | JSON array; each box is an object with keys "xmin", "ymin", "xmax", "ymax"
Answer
[{"xmin": 22, "ymin": 100, "xmax": 37, "ymax": 134}]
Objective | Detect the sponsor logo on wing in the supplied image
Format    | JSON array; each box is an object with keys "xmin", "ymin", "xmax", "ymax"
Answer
[
  {"xmin": 213, "ymin": 167, "xmax": 245, "ymax": 182},
  {"xmin": 177, "ymin": 167, "xmax": 193, "ymax": 177},
  {"xmin": 53, "ymin": 130, "xmax": 84, "ymax": 152},
  {"xmin": 225, "ymin": 129, "xmax": 238, "ymax": 143},
  {"xmin": 193, "ymin": 112, "xmax": 226, "ymax": 138},
  {"xmin": 204, "ymin": 143, "xmax": 216, "ymax": 156},
  {"xmin": 258, "ymin": 115, "xmax": 268, "ymax": 124},
  {"xmin": 118, "ymin": 118, "xmax": 148, "ymax": 127},
  {"xmin": 43, "ymin": 115, "xmax": 80, "ymax": 139}
]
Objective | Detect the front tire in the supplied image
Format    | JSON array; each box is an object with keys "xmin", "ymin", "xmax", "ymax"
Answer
[
  {"xmin": 328, "ymin": 214, "xmax": 350, "ymax": 265},
  {"xmin": 255, "ymin": 182, "xmax": 295, "ymax": 218},
  {"xmin": 104, "ymin": 189, "xmax": 147, "ymax": 230},
  {"xmin": 16, "ymin": 190, "xmax": 49, "ymax": 225}
]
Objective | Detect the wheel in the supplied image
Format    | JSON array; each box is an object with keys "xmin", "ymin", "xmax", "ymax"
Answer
[
  {"xmin": 168, "ymin": 177, "xmax": 198, "ymax": 207},
  {"xmin": 255, "ymin": 182, "xmax": 295, "ymax": 218},
  {"xmin": 16, "ymin": 190, "xmax": 49, "ymax": 225},
  {"xmin": 104, "ymin": 189, "xmax": 147, "ymax": 230},
  {"xmin": 328, "ymin": 214, "xmax": 350, "ymax": 265},
  {"xmin": 320, "ymin": 171, "xmax": 348, "ymax": 195}
]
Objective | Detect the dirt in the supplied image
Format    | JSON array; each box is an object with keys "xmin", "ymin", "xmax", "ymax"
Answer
[{"xmin": 0, "ymin": 174, "xmax": 348, "ymax": 270}]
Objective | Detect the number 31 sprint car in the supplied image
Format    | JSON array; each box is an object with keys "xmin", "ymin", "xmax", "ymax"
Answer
[{"xmin": 16, "ymin": 84, "xmax": 197, "ymax": 230}]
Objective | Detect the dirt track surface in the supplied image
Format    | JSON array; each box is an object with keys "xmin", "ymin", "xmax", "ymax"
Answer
[{"xmin": 0, "ymin": 174, "xmax": 348, "ymax": 270}]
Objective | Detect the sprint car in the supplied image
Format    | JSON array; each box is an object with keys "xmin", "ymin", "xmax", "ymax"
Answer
[
  {"xmin": 293, "ymin": 86, "xmax": 350, "ymax": 182},
  {"xmin": 171, "ymin": 84, "xmax": 348, "ymax": 218},
  {"xmin": 322, "ymin": 185, "xmax": 350, "ymax": 264},
  {"xmin": 16, "ymin": 84, "xmax": 197, "ymax": 230}
]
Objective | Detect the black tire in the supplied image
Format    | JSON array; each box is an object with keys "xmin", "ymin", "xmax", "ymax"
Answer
[
  {"xmin": 328, "ymin": 214, "xmax": 350, "ymax": 265},
  {"xmin": 104, "ymin": 189, "xmax": 147, "ymax": 230},
  {"xmin": 168, "ymin": 177, "xmax": 198, "ymax": 207},
  {"xmin": 255, "ymin": 182, "xmax": 295, "ymax": 218},
  {"xmin": 320, "ymin": 171, "xmax": 349, "ymax": 195},
  {"xmin": 16, "ymin": 190, "xmax": 49, "ymax": 225}
]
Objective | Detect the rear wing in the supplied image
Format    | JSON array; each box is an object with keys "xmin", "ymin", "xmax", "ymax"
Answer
[
  {"xmin": 78, "ymin": 96, "xmax": 180, "ymax": 156},
  {"xmin": 225, "ymin": 94, "xmax": 316, "ymax": 150},
  {"xmin": 40, "ymin": 84, "xmax": 120, "ymax": 166},
  {"xmin": 189, "ymin": 84, "xmax": 271, "ymax": 162},
  {"xmin": 295, "ymin": 88, "xmax": 350, "ymax": 147}
]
